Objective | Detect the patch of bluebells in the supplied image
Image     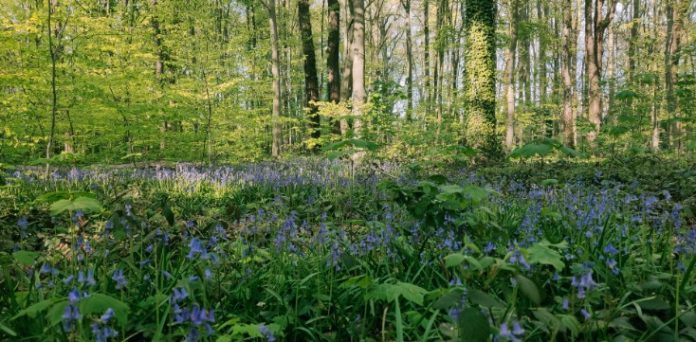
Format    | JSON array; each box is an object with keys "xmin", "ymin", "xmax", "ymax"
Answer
[
  {"xmin": 499, "ymin": 321, "xmax": 525, "ymax": 342},
  {"xmin": 91, "ymin": 308, "xmax": 118, "ymax": 342},
  {"xmin": 170, "ymin": 287, "xmax": 215, "ymax": 341}
]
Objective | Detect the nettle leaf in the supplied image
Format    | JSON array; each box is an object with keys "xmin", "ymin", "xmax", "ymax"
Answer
[
  {"xmin": 12, "ymin": 250, "xmax": 40, "ymax": 266},
  {"xmin": 12, "ymin": 299, "xmax": 60, "ymax": 320},
  {"xmin": 50, "ymin": 196, "xmax": 103, "ymax": 215},
  {"xmin": 432, "ymin": 288, "xmax": 465, "ymax": 309},
  {"xmin": 368, "ymin": 282, "xmax": 427, "ymax": 306},
  {"xmin": 79, "ymin": 294, "xmax": 129, "ymax": 326},
  {"xmin": 468, "ymin": 289, "xmax": 505, "ymax": 309},
  {"xmin": 515, "ymin": 274, "xmax": 541, "ymax": 305},
  {"xmin": 458, "ymin": 308, "xmax": 490, "ymax": 342},
  {"xmin": 525, "ymin": 240, "xmax": 566, "ymax": 271}
]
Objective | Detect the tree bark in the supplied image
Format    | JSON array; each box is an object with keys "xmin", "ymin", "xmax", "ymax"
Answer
[
  {"xmin": 266, "ymin": 0, "xmax": 282, "ymax": 157},
  {"xmin": 561, "ymin": 0, "xmax": 576, "ymax": 148},
  {"xmin": 423, "ymin": 0, "xmax": 431, "ymax": 111},
  {"xmin": 463, "ymin": 0, "xmax": 499, "ymax": 158},
  {"xmin": 46, "ymin": 0, "xmax": 58, "ymax": 160},
  {"xmin": 327, "ymin": 0, "xmax": 341, "ymax": 104},
  {"xmin": 340, "ymin": 0, "xmax": 353, "ymax": 135},
  {"xmin": 585, "ymin": 0, "xmax": 617, "ymax": 144},
  {"xmin": 298, "ymin": 0, "xmax": 320, "ymax": 142},
  {"xmin": 401, "ymin": 0, "xmax": 414, "ymax": 119},
  {"xmin": 351, "ymin": 0, "xmax": 366, "ymax": 138},
  {"xmin": 504, "ymin": 0, "xmax": 518, "ymax": 150}
]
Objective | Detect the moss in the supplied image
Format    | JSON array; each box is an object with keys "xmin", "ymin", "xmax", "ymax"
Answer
[{"xmin": 463, "ymin": 0, "xmax": 501, "ymax": 159}]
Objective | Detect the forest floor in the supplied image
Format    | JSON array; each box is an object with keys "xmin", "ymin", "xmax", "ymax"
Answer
[{"xmin": 1, "ymin": 157, "xmax": 695, "ymax": 341}]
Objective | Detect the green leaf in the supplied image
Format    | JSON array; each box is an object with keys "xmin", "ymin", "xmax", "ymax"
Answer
[
  {"xmin": 368, "ymin": 282, "xmax": 427, "ymax": 306},
  {"xmin": 432, "ymin": 288, "xmax": 465, "ymax": 309},
  {"xmin": 0, "ymin": 322, "xmax": 17, "ymax": 337},
  {"xmin": 50, "ymin": 196, "xmax": 103, "ymax": 215},
  {"xmin": 515, "ymin": 274, "xmax": 541, "ymax": 305},
  {"xmin": 12, "ymin": 250, "xmax": 39, "ymax": 266},
  {"xmin": 457, "ymin": 308, "xmax": 490, "ymax": 342},
  {"xmin": 468, "ymin": 289, "xmax": 505, "ymax": 309},
  {"xmin": 46, "ymin": 301, "xmax": 69, "ymax": 327},
  {"xmin": 525, "ymin": 241, "xmax": 566, "ymax": 271},
  {"xmin": 79, "ymin": 293, "xmax": 129, "ymax": 326},
  {"xmin": 444, "ymin": 253, "xmax": 466, "ymax": 268},
  {"xmin": 12, "ymin": 299, "xmax": 59, "ymax": 320}
]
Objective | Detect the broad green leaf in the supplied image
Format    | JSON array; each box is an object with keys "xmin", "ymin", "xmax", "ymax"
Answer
[
  {"xmin": 515, "ymin": 274, "xmax": 541, "ymax": 305},
  {"xmin": 525, "ymin": 241, "xmax": 565, "ymax": 271},
  {"xmin": 12, "ymin": 299, "xmax": 59, "ymax": 320},
  {"xmin": 50, "ymin": 196, "xmax": 103, "ymax": 215},
  {"xmin": 79, "ymin": 293, "xmax": 129, "ymax": 325},
  {"xmin": 444, "ymin": 253, "xmax": 466, "ymax": 268},
  {"xmin": 12, "ymin": 250, "xmax": 39, "ymax": 266},
  {"xmin": 457, "ymin": 308, "xmax": 489, "ymax": 342},
  {"xmin": 468, "ymin": 289, "xmax": 505, "ymax": 309}
]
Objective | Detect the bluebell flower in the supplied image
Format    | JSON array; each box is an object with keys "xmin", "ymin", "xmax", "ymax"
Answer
[
  {"xmin": 259, "ymin": 324, "xmax": 275, "ymax": 342},
  {"xmin": 484, "ymin": 242, "xmax": 496, "ymax": 254},
  {"xmin": 580, "ymin": 308, "xmax": 591, "ymax": 320},
  {"xmin": 172, "ymin": 287, "xmax": 188, "ymax": 303},
  {"xmin": 112, "ymin": 269, "xmax": 127, "ymax": 289},
  {"xmin": 187, "ymin": 238, "xmax": 208, "ymax": 260},
  {"xmin": 91, "ymin": 323, "xmax": 118, "ymax": 342},
  {"xmin": 499, "ymin": 321, "xmax": 524, "ymax": 342},
  {"xmin": 17, "ymin": 216, "xmax": 28, "ymax": 239},
  {"xmin": 603, "ymin": 243, "xmax": 618, "ymax": 255},
  {"xmin": 62, "ymin": 305, "xmax": 81, "ymax": 332},
  {"xmin": 100, "ymin": 308, "xmax": 115, "ymax": 322}
]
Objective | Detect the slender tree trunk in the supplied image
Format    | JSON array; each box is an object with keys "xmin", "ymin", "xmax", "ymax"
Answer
[
  {"xmin": 351, "ymin": 0, "xmax": 366, "ymax": 138},
  {"xmin": 423, "ymin": 0, "xmax": 431, "ymax": 112},
  {"xmin": 401, "ymin": 0, "xmax": 414, "ymax": 119},
  {"xmin": 464, "ymin": 0, "xmax": 499, "ymax": 158},
  {"xmin": 298, "ymin": 0, "xmax": 320, "ymax": 143},
  {"xmin": 340, "ymin": 0, "xmax": 353, "ymax": 135},
  {"xmin": 561, "ymin": 0, "xmax": 576, "ymax": 148},
  {"xmin": 504, "ymin": 0, "xmax": 518, "ymax": 150},
  {"xmin": 327, "ymin": 0, "xmax": 341, "ymax": 103},
  {"xmin": 46, "ymin": 0, "xmax": 58, "ymax": 160},
  {"xmin": 266, "ymin": 0, "xmax": 282, "ymax": 157},
  {"xmin": 628, "ymin": 0, "xmax": 640, "ymax": 82},
  {"xmin": 585, "ymin": 0, "xmax": 616, "ymax": 144}
]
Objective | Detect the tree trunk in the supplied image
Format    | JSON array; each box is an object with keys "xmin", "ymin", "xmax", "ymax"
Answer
[
  {"xmin": 627, "ymin": 0, "xmax": 640, "ymax": 82},
  {"xmin": 298, "ymin": 0, "xmax": 320, "ymax": 142},
  {"xmin": 463, "ymin": 0, "xmax": 499, "ymax": 158},
  {"xmin": 267, "ymin": 0, "xmax": 282, "ymax": 157},
  {"xmin": 585, "ymin": 0, "xmax": 616, "ymax": 144},
  {"xmin": 423, "ymin": 0, "xmax": 431, "ymax": 112},
  {"xmin": 561, "ymin": 0, "xmax": 575, "ymax": 148},
  {"xmin": 351, "ymin": 0, "xmax": 366, "ymax": 137},
  {"xmin": 504, "ymin": 0, "xmax": 518, "ymax": 150},
  {"xmin": 46, "ymin": 0, "xmax": 58, "ymax": 160},
  {"xmin": 327, "ymin": 0, "xmax": 341, "ymax": 103},
  {"xmin": 340, "ymin": 0, "xmax": 353, "ymax": 135},
  {"xmin": 401, "ymin": 0, "xmax": 414, "ymax": 119}
]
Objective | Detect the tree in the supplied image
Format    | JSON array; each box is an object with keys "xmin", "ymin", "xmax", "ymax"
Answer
[
  {"xmin": 463, "ymin": 0, "xmax": 499, "ymax": 158},
  {"xmin": 298, "ymin": 0, "xmax": 320, "ymax": 144},
  {"xmin": 262, "ymin": 0, "xmax": 283, "ymax": 157},
  {"xmin": 561, "ymin": 0, "xmax": 576, "ymax": 148},
  {"xmin": 326, "ymin": 0, "xmax": 341, "ymax": 104},
  {"xmin": 503, "ymin": 0, "xmax": 519, "ymax": 150},
  {"xmin": 585, "ymin": 0, "xmax": 617, "ymax": 143},
  {"xmin": 351, "ymin": 0, "xmax": 366, "ymax": 139},
  {"xmin": 400, "ymin": 0, "xmax": 414, "ymax": 119}
]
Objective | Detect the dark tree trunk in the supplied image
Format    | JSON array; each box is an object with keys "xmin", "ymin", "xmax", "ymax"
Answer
[
  {"xmin": 298, "ymin": 0, "xmax": 320, "ymax": 141},
  {"xmin": 327, "ymin": 0, "xmax": 341, "ymax": 104}
]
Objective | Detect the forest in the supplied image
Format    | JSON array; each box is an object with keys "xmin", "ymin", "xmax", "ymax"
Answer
[{"xmin": 0, "ymin": 0, "xmax": 695, "ymax": 341}]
